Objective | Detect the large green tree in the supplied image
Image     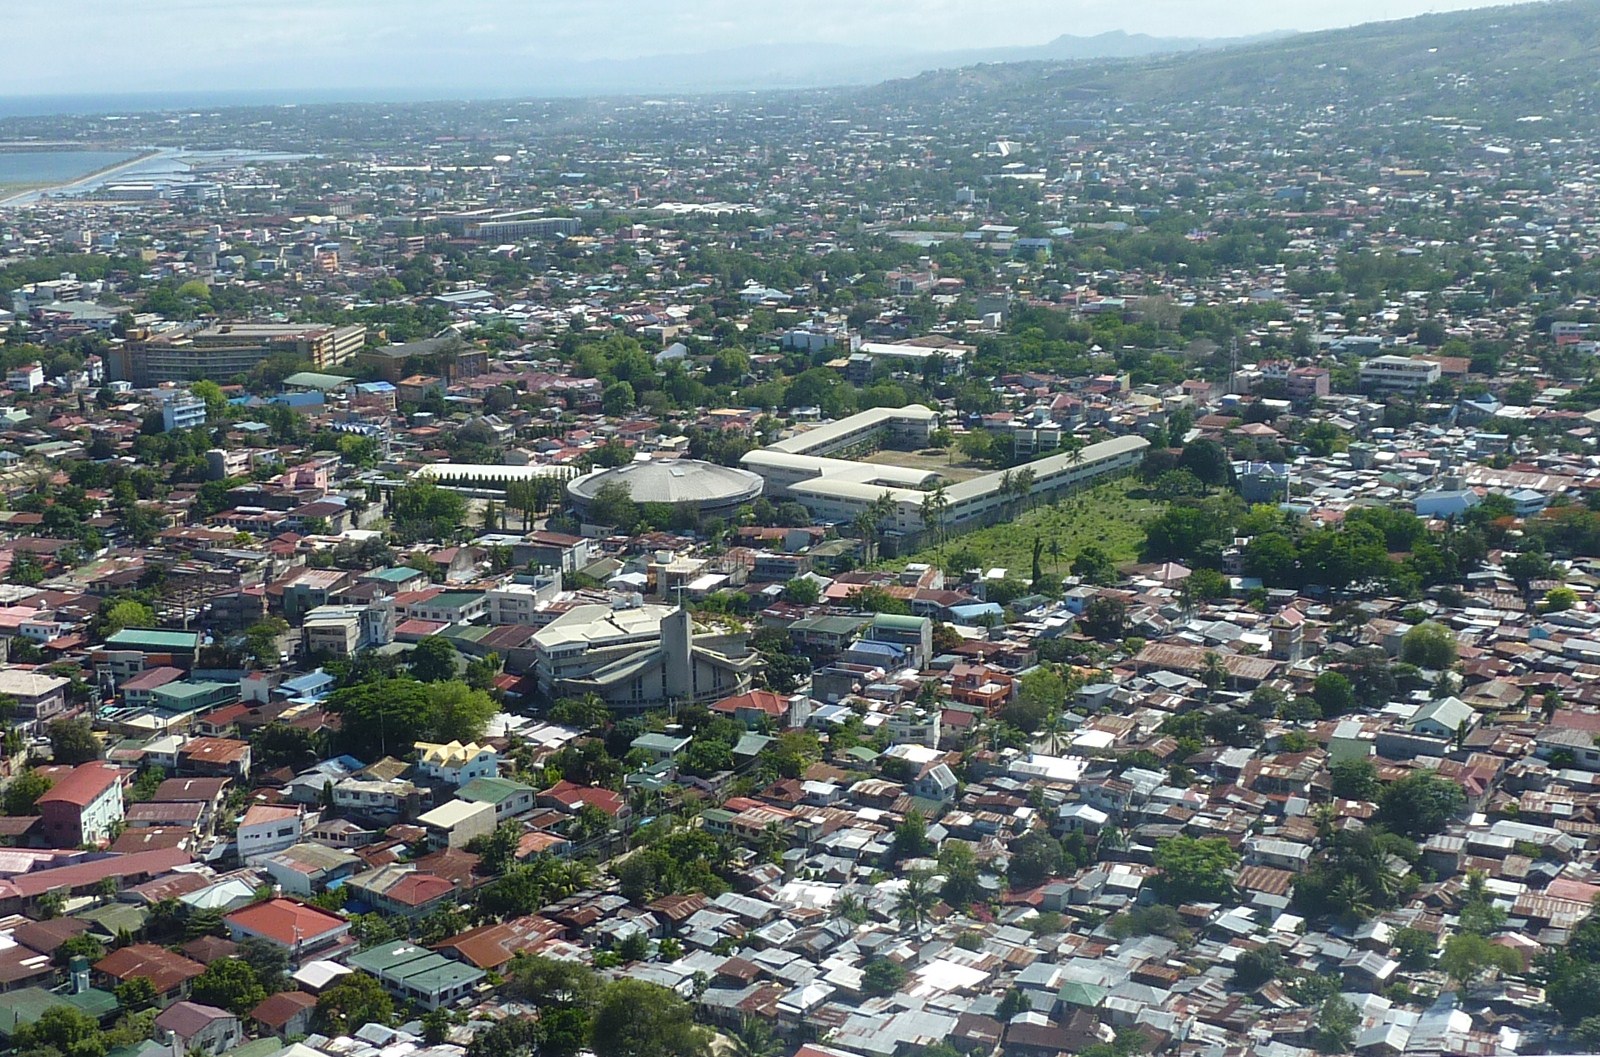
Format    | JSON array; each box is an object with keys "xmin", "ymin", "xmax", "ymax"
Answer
[
  {"xmin": 1376, "ymin": 770, "xmax": 1466, "ymax": 838},
  {"xmin": 1153, "ymin": 835, "xmax": 1238, "ymax": 903},
  {"xmin": 325, "ymin": 677, "xmax": 496, "ymax": 759},
  {"xmin": 4, "ymin": 769, "xmax": 52, "ymax": 815},
  {"xmin": 391, "ymin": 478, "xmax": 468, "ymax": 543},
  {"xmin": 1399, "ymin": 622, "xmax": 1458, "ymax": 670},
  {"xmin": 315, "ymin": 972, "xmax": 393, "ymax": 1034},
  {"xmin": 48, "ymin": 718, "xmax": 101, "ymax": 764},
  {"xmin": 191, "ymin": 960, "xmax": 266, "ymax": 1015},
  {"xmin": 590, "ymin": 980, "xmax": 711, "ymax": 1057},
  {"xmin": 409, "ymin": 636, "xmax": 460, "ymax": 683}
]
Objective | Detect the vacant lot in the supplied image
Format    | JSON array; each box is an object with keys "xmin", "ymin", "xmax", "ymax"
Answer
[
  {"xmin": 891, "ymin": 477, "xmax": 1166, "ymax": 575},
  {"xmin": 860, "ymin": 446, "xmax": 989, "ymax": 483}
]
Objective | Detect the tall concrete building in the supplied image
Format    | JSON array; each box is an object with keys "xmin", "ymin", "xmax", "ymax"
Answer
[{"xmin": 110, "ymin": 323, "xmax": 366, "ymax": 385}]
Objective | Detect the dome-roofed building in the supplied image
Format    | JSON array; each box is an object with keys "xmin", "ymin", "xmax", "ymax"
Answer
[{"xmin": 567, "ymin": 457, "xmax": 763, "ymax": 518}]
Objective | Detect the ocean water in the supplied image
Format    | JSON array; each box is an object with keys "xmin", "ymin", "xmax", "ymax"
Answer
[{"xmin": 0, "ymin": 150, "xmax": 141, "ymax": 186}]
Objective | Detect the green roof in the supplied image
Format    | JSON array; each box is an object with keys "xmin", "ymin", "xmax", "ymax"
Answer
[
  {"xmin": 427, "ymin": 592, "xmax": 485, "ymax": 608},
  {"xmin": 106, "ymin": 1042, "xmax": 168, "ymax": 1057},
  {"xmin": 458, "ymin": 777, "xmax": 534, "ymax": 805},
  {"xmin": 75, "ymin": 903, "xmax": 148, "ymax": 936},
  {"xmin": 150, "ymin": 680, "xmax": 234, "ymax": 702},
  {"xmin": 871, "ymin": 613, "xmax": 928, "ymax": 630},
  {"xmin": 0, "ymin": 988, "xmax": 119, "ymax": 1040},
  {"xmin": 734, "ymin": 733, "xmax": 773, "ymax": 756},
  {"xmin": 790, "ymin": 615, "xmax": 870, "ymax": 635},
  {"xmin": 365, "ymin": 567, "xmax": 423, "ymax": 583},
  {"xmin": 1058, "ymin": 981, "xmax": 1108, "ymax": 1008},
  {"xmin": 225, "ymin": 1040, "xmax": 288, "ymax": 1057},
  {"xmin": 439, "ymin": 624, "xmax": 491, "ymax": 644},
  {"xmin": 284, "ymin": 371, "xmax": 355, "ymax": 390},
  {"xmin": 632, "ymin": 733, "xmax": 690, "ymax": 753},
  {"xmin": 347, "ymin": 944, "xmax": 484, "ymax": 992},
  {"xmin": 399, "ymin": 960, "xmax": 484, "ymax": 990},
  {"xmin": 348, "ymin": 944, "xmax": 431, "ymax": 974},
  {"xmin": 104, "ymin": 628, "xmax": 201, "ymax": 650}
]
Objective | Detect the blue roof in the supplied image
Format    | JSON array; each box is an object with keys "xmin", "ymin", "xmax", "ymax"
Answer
[
  {"xmin": 949, "ymin": 603, "xmax": 1004, "ymax": 620},
  {"xmin": 282, "ymin": 670, "xmax": 334, "ymax": 694},
  {"xmin": 355, "ymin": 381, "xmax": 396, "ymax": 393}
]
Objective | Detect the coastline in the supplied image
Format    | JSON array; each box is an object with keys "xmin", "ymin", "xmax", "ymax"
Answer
[{"xmin": 0, "ymin": 147, "xmax": 167, "ymax": 208}]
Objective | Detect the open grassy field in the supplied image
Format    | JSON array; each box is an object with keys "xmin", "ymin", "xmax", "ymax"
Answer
[
  {"xmin": 860, "ymin": 446, "xmax": 991, "ymax": 483},
  {"xmin": 890, "ymin": 477, "xmax": 1166, "ymax": 576}
]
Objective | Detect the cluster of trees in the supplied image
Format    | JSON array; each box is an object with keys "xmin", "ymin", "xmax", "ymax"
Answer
[
  {"xmin": 389, "ymin": 479, "xmax": 469, "ymax": 543},
  {"xmin": 1152, "ymin": 836, "xmax": 1240, "ymax": 904},
  {"xmin": 8, "ymin": 1004, "xmax": 157, "ymax": 1057},
  {"xmin": 1538, "ymin": 906, "xmax": 1600, "ymax": 1041},
  {"xmin": 613, "ymin": 828, "xmax": 731, "ymax": 902},
  {"xmin": 1135, "ymin": 464, "xmax": 1520, "ymax": 602},
  {"xmin": 1295, "ymin": 771, "xmax": 1464, "ymax": 926},
  {"xmin": 324, "ymin": 676, "xmax": 497, "ymax": 759},
  {"xmin": 485, "ymin": 956, "xmax": 711, "ymax": 1057}
]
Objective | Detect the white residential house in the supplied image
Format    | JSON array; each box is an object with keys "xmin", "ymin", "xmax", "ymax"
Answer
[
  {"xmin": 1408, "ymin": 697, "xmax": 1477, "ymax": 739},
  {"xmin": 237, "ymin": 805, "xmax": 304, "ymax": 863},
  {"xmin": 413, "ymin": 741, "xmax": 500, "ymax": 787},
  {"xmin": 7, "ymin": 362, "xmax": 44, "ymax": 393},
  {"xmin": 912, "ymin": 762, "xmax": 959, "ymax": 802}
]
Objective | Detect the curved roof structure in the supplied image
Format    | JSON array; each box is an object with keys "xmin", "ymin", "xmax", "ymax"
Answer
[{"xmin": 567, "ymin": 457, "xmax": 763, "ymax": 508}]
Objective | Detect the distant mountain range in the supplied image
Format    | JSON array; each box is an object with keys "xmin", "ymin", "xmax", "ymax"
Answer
[{"xmin": 501, "ymin": 31, "xmax": 1291, "ymax": 96}]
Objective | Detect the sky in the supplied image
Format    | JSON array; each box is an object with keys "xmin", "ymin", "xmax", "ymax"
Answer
[{"xmin": 5, "ymin": 0, "xmax": 1539, "ymax": 98}]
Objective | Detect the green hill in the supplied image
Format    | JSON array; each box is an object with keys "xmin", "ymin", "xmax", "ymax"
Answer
[{"xmin": 864, "ymin": 0, "xmax": 1600, "ymax": 136}]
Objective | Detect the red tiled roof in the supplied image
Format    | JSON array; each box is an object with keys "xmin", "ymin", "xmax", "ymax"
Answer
[
  {"xmin": 224, "ymin": 898, "xmax": 348, "ymax": 947},
  {"xmin": 155, "ymin": 1001, "xmax": 234, "ymax": 1038},
  {"xmin": 36, "ymin": 763, "xmax": 123, "ymax": 808},
  {"xmin": 0, "ymin": 847, "xmax": 190, "ymax": 901},
  {"xmin": 432, "ymin": 916, "xmax": 564, "ymax": 970},
  {"xmin": 387, "ymin": 873, "xmax": 456, "ymax": 907},
  {"xmin": 540, "ymin": 780, "xmax": 624, "ymax": 817},
  {"xmin": 178, "ymin": 737, "xmax": 249, "ymax": 765},
  {"xmin": 95, "ymin": 944, "xmax": 205, "ymax": 993},
  {"xmin": 250, "ymin": 990, "xmax": 316, "ymax": 1028},
  {"xmin": 151, "ymin": 777, "xmax": 230, "ymax": 803},
  {"xmin": 711, "ymin": 690, "xmax": 787, "ymax": 718}
]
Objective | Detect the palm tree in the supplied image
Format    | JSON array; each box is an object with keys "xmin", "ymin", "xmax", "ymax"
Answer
[
  {"xmin": 920, "ymin": 485, "xmax": 950, "ymax": 557},
  {"xmin": 1201, "ymin": 651, "xmax": 1227, "ymax": 695},
  {"xmin": 835, "ymin": 891, "xmax": 867, "ymax": 925},
  {"xmin": 729, "ymin": 1017, "xmax": 782, "ymax": 1057},
  {"xmin": 1065, "ymin": 438, "xmax": 1086, "ymax": 492},
  {"xmin": 1330, "ymin": 876, "xmax": 1374, "ymax": 927},
  {"xmin": 852, "ymin": 510, "xmax": 878, "ymax": 564},
  {"xmin": 1373, "ymin": 863, "xmax": 1404, "ymax": 904},
  {"xmin": 895, "ymin": 870, "xmax": 938, "ymax": 938},
  {"xmin": 1013, "ymin": 467, "xmax": 1037, "ymax": 511},
  {"xmin": 1045, "ymin": 710, "xmax": 1070, "ymax": 755}
]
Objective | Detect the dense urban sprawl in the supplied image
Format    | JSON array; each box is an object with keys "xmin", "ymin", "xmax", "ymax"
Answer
[{"xmin": 5, "ymin": 4, "xmax": 1600, "ymax": 1057}]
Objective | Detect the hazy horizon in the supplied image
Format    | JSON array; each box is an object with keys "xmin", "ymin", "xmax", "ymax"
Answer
[{"xmin": 0, "ymin": 0, "xmax": 1545, "ymax": 101}]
